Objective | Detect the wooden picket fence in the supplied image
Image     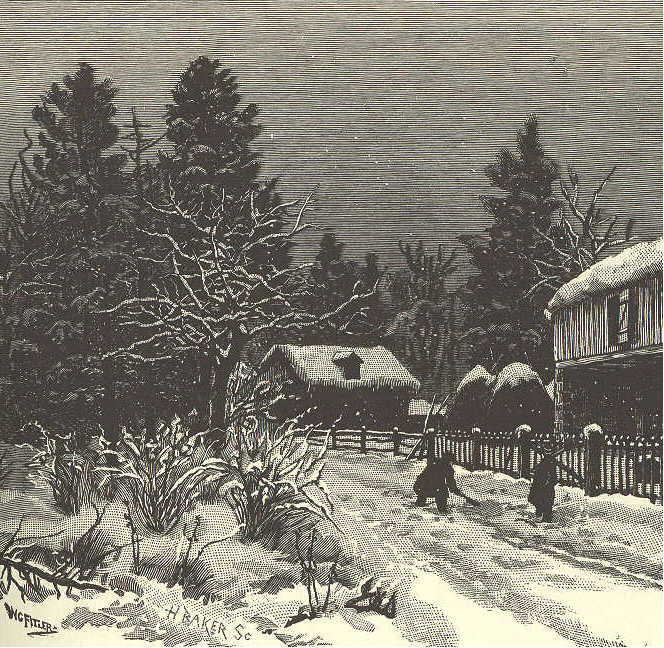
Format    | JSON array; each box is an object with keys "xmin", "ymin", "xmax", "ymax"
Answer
[
  {"xmin": 305, "ymin": 425, "xmax": 662, "ymax": 503},
  {"xmin": 432, "ymin": 428, "xmax": 662, "ymax": 502}
]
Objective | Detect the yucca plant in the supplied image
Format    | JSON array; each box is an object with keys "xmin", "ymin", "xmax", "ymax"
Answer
[
  {"xmin": 197, "ymin": 367, "xmax": 336, "ymax": 544},
  {"xmin": 29, "ymin": 422, "xmax": 98, "ymax": 515},
  {"xmin": 218, "ymin": 414, "xmax": 334, "ymax": 543},
  {"xmin": 99, "ymin": 415, "xmax": 218, "ymax": 533}
]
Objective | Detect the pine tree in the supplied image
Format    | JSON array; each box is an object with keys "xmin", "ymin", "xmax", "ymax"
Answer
[
  {"xmin": 312, "ymin": 233, "xmax": 357, "ymax": 302},
  {"xmin": 160, "ymin": 55, "xmax": 291, "ymax": 269},
  {"xmin": 299, "ymin": 232, "xmax": 378, "ymax": 344},
  {"xmin": 3, "ymin": 63, "xmax": 134, "ymax": 442},
  {"xmin": 162, "ymin": 56, "xmax": 260, "ymax": 199},
  {"xmin": 28, "ymin": 63, "xmax": 127, "ymax": 234},
  {"xmin": 459, "ymin": 116, "xmax": 561, "ymax": 380}
]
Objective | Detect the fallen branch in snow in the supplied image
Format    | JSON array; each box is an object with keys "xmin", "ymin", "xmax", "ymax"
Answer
[
  {"xmin": 0, "ymin": 556, "xmax": 107, "ymax": 598},
  {"xmin": 345, "ymin": 577, "xmax": 397, "ymax": 618}
]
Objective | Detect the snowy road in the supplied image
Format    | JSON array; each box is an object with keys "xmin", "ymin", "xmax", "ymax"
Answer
[{"xmin": 322, "ymin": 450, "xmax": 663, "ymax": 647}]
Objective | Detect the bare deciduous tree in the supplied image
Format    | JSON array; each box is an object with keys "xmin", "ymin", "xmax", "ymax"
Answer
[
  {"xmin": 385, "ymin": 242, "xmax": 460, "ymax": 397},
  {"xmin": 98, "ymin": 185, "xmax": 374, "ymax": 434},
  {"xmin": 527, "ymin": 166, "xmax": 635, "ymax": 297}
]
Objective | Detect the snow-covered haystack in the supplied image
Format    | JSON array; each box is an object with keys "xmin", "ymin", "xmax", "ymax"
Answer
[
  {"xmin": 547, "ymin": 238, "xmax": 662, "ymax": 314},
  {"xmin": 446, "ymin": 365, "xmax": 496, "ymax": 429},
  {"xmin": 486, "ymin": 363, "xmax": 553, "ymax": 433}
]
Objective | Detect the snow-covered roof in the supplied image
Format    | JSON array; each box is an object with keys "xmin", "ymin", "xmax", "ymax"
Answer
[
  {"xmin": 547, "ymin": 238, "xmax": 663, "ymax": 314},
  {"xmin": 260, "ymin": 344, "xmax": 420, "ymax": 393}
]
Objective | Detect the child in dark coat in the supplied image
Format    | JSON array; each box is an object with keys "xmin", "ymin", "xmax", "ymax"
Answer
[
  {"xmin": 413, "ymin": 454, "xmax": 465, "ymax": 513},
  {"xmin": 528, "ymin": 452, "xmax": 557, "ymax": 522}
]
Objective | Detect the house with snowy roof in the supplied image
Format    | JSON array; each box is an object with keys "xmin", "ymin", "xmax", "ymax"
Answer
[
  {"xmin": 547, "ymin": 238, "xmax": 662, "ymax": 439},
  {"xmin": 259, "ymin": 344, "xmax": 420, "ymax": 429}
]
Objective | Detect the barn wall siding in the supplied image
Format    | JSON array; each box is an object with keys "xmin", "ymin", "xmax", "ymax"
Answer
[{"xmin": 553, "ymin": 276, "xmax": 662, "ymax": 363}]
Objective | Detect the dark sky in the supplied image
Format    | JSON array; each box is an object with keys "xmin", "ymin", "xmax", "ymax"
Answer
[{"xmin": 0, "ymin": 1, "xmax": 661, "ymax": 283}]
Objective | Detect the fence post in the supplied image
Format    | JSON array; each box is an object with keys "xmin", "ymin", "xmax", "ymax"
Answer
[
  {"xmin": 584, "ymin": 423, "xmax": 603, "ymax": 496},
  {"xmin": 517, "ymin": 424, "xmax": 533, "ymax": 479},
  {"xmin": 392, "ymin": 426, "xmax": 400, "ymax": 456},
  {"xmin": 471, "ymin": 427, "xmax": 481, "ymax": 471},
  {"xmin": 650, "ymin": 439, "xmax": 661, "ymax": 504},
  {"xmin": 331, "ymin": 424, "xmax": 337, "ymax": 450},
  {"xmin": 360, "ymin": 425, "xmax": 367, "ymax": 454}
]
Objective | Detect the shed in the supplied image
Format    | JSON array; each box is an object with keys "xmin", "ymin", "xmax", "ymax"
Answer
[{"xmin": 259, "ymin": 344, "xmax": 420, "ymax": 429}]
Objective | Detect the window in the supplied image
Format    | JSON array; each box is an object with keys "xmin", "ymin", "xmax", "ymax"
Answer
[
  {"xmin": 618, "ymin": 288, "xmax": 630, "ymax": 344},
  {"xmin": 332, "ymin": 351, "xmax": 363, "ymax": 380},
  {"xmin": 608, "ymin": 287, "xmax": 636, "ymax": 346},
  {"xmin": 343, "ymin": 362, "xmax": 361, "ymax": 380}
]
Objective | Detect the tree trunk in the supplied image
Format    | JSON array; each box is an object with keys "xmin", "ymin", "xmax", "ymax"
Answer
[
  {"xmin": 101, "ymin": 356, "xmax": 120, "ymax": 467},
  {"xmin": 205, "ymin": 343, "xmax": 242, "ymax": 444}
]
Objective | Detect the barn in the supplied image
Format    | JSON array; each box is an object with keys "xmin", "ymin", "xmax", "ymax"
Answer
[
  {"xmin": 259, "ymin": 344, "xmax": 420, "ymax": 429},
  {"xmin": 547, "ymin": 238, "xmax": 662, "ymax": 439},
  {"xmin": 407, "ymin": 398, "xmax": 447, "ymax": 433}
]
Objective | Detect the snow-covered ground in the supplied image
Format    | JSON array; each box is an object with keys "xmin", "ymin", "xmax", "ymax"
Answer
[
  {"xmin": 317, "ymin": 450, "xmax": 663, "ymax": 648},
  {"xmin": 1, "ymin": 447, "xmax": 661, "ymax": 647}
]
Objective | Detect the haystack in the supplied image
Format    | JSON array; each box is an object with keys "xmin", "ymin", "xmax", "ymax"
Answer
[
  {"xmin": 486, "ymin": 362, "xmax": 553, "ymax": 432},
  {"xmin": 446, "ymin": 364, "xmax": 496, "ymax": 429}
]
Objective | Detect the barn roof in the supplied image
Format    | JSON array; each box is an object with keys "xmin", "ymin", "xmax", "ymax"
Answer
[
  {"xmin": 260, "ymin": 344, "xmax": 420, "ymax": 394},
  {"xmin": 547, "ymin": 238, "xmax": 662, "ymax": 314}
]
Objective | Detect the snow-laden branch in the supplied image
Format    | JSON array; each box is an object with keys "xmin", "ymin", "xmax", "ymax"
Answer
[{"xmin": 100, "ymin": 187, "xmax": 375, "ymax": 367}]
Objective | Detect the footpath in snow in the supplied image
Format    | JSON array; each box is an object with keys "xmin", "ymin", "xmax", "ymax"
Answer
[{"xmin": 320, "ymin": 450, "xmax": 663, "ymax": 648}]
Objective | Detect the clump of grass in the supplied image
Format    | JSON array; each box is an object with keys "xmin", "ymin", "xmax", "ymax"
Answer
[
  {"xmin": 29, "ymin": 422, "xmax": 99, "ymax": 515},
  {"xmin": 166, "ymin": 515, "xmax": 237, "ymax": 589},
  {"xmin": 100, "ymin": 415, "xmax": 217, "ymax": 533}
]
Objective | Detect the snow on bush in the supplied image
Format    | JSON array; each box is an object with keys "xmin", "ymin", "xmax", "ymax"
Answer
[
  {"xmin": 99, "ymin": 414, "xmax": 218, "ymax": 533},
  {"xmin": 29, "ymin": 422, "xmax": 99, "ymax": 515},
  {"xmin": 197, "ymin": 366, "xmax": 336, "ymax": 544}
]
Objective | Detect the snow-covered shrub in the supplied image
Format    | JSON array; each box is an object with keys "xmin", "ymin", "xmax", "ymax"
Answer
[
  {"xmin": 200, "ymin": 367, "xmax": 334, "ymax": 544},
  {"xmin": 29, "ymin": 422, "xmax": 99, "ymax": 515},
  {"xmin": 100, "ymin": 414, "xmax": 218, "ymax": 533},
  {"xmin": 214, "ymin": 411, "xmax": 333, "ymax": 543}
]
